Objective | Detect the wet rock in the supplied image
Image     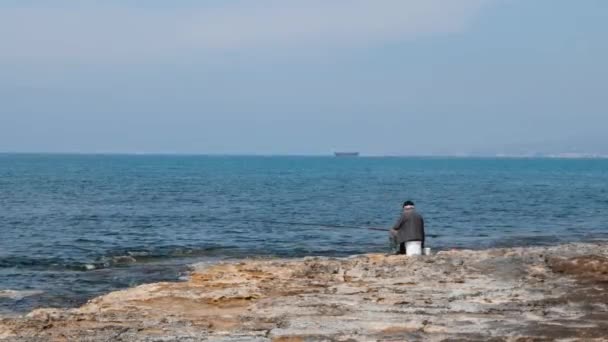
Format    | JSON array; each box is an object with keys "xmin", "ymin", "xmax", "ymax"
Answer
[{"xmin": 548, "ymin": 255, "xmax": 608, "ymax": 282}]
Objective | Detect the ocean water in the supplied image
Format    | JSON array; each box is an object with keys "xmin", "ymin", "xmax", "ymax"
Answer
[{"xmin": 1, "ymin": 154, "xmax": 607, "ymax": 313}]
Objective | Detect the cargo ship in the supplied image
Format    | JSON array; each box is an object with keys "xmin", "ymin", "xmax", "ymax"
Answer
[{"xmin": 334, "ymin": 152, "xmax": 360, "ymax": 157}]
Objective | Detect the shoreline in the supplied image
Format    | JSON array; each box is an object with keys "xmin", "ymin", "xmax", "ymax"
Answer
[{"xmin": 1, "ymin": 242, "xmax": 607, "ymax": 341}]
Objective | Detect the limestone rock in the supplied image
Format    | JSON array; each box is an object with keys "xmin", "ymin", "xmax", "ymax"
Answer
[{"xmin": 1, "ymin": 243, "xmax": 608, "ymax": 341}]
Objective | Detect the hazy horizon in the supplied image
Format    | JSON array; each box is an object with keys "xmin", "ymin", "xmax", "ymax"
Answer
[
  {"xmin": 2, "ymin": 0, "xmax": 607, "ymax": 155},
  {"xmin": 2, "ymin": 152, "xmax": 608, "ymax": 159}
]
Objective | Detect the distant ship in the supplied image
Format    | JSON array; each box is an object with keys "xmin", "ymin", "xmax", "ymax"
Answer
[{"xmin": 334, "ymin": 152, "xmax": 360, "ymax": 157}]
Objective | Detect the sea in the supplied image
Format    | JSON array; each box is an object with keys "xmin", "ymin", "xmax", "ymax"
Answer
[{"xmin": 1, "ymin": 154, "xmax": 607, "ymax": 314}]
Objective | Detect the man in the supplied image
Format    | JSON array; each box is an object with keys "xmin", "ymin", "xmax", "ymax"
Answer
[{"xmin": 389, "ymin": 200, "xmax": 425, "ymax": 255}]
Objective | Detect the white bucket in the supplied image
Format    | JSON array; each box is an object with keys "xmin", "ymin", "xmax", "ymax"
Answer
[
  {"xmin": 406, "ymin": 241, "xmax": 422, "ymax": 256},
  {"xmin": 424, "ymin": 247, "xmax": 431, "ymax": 256}
]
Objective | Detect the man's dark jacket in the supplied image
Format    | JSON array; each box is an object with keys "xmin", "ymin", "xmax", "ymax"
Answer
[{"xmin": 391, "ymin": 209, "xmax": 425, "ymax": 245}]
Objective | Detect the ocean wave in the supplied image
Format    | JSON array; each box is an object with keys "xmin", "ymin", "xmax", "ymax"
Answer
[
  {"xmin": 0, "ymin": 245, "xmax": 228, "ymax": 272},
  {"xmin": 0, "ymin": 256, "xmax": 110, "ymax": 272},
  {"xmin": 0, "ymin": 290, "xmax": 44, "ymax": 300},
  {"xmin": 105, "ymin": 245, "xmax": 231, "ymax": 261}
]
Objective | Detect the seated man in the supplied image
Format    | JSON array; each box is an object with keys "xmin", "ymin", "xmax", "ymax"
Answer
[{"xmin": 389, "ymin": 200, "xmax": 425, "ymax": 255}]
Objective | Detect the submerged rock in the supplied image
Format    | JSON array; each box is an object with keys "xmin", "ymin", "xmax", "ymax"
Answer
[
  {"xmin": 1, "ymin": 243, "xmax": 608, "ymax": 341},
  {"xmin": 111, "ymin": 255, "xmax": 138, "ymax": 266}
]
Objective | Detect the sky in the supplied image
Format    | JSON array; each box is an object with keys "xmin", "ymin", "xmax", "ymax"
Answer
[{"xmin": 1, "ymin": 0, "xmax": 607, "ymax": 155}]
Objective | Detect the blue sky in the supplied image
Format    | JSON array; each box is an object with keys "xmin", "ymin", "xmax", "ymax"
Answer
[{"xmin": 1, "ymin": 0, "xmax": 607, "ymax": 155}]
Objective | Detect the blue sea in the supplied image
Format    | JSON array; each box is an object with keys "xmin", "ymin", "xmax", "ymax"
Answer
[{"xmin": 1, "ymin": 154, "xmax": 607, "ymax": 314}]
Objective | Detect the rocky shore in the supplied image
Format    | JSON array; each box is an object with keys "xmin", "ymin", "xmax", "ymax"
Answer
[{"xmin": 1, "ymin": 243, "xmax": 607, "ymax": 341}]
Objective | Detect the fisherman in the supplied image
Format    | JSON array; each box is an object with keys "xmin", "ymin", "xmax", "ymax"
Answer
[{"xmin": 389, "ymin": 200, "xmax": 425, "ymax": 255}]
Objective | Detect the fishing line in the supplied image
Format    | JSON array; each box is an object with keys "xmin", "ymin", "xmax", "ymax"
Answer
[
  {"xmin": 204, "ymin": 216, "xmax": 440, "ymax": 238},
  {"xmin": 205, "ymin": 217, "xmax": 388, "ymax": 232}
]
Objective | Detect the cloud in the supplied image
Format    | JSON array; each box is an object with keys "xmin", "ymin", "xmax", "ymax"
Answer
[{"xmin": 0, "ymin": 0, "xmax": 491, "ymax": 63}]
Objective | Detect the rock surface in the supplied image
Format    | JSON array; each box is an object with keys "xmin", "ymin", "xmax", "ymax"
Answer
[{"xmin": 1, "ymin": 243, "xmax": 608, "ymax": 341}]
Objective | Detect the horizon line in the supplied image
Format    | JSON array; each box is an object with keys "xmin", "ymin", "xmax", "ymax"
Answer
[{"xmin": 1, "ymin": 151, "xmax": 607, "ymax": 159}]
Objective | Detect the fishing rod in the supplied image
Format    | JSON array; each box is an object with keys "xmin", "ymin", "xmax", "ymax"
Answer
[
  {"xmin": 205, "ymin": 216, "xmax": 440, "ymax": 238},
  {"xmin": 205, "ymin": 217, "xmax": 388, "ymax": 232}
]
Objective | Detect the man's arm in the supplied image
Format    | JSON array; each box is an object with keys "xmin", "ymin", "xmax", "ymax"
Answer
[{"xmin": 391, "ymin": 214, "xmax": 405, "ymax": 231}]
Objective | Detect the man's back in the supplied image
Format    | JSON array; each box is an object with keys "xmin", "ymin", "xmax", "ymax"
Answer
[{"xmin": 392, "ymin": 209, "xmax": 425, "ymax": 244}]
